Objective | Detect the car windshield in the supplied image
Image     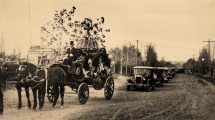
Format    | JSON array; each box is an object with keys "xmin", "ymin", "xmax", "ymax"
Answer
[{"xmin": 134, "ymin": 69, "xmax": 149, "ymax": 75}]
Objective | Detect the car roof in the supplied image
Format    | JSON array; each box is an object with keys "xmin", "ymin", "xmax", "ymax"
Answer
[
  {"xmin": 133, "ymin": 66, "xmax": 154, "ymax": 69},
  {"xmin": 155, "ymin": 67, "xmax": 168, "ymax": 70},
  {"xmin": 155, "ymin": 67, "xmax": 176, "ymax": 70}
]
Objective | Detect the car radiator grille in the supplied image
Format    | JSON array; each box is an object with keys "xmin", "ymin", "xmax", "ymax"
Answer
[{"xmin": 136, "ymin": 77, "xmax": 142, "ymax": 83}]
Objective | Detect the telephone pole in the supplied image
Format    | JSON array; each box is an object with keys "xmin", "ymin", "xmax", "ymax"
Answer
[
  {"xmin": 29, "ymin": 3, "xmax": 32, "ymax": 47},
  {"xmin": 0, "ymin": 32, "xmax": 4, "ymax": 53},
  {"xmin": 136, "ymin": 40, "xmax": 139, "ymax": 65},
  {"xmin": 203, "ymin": 39, "xmax": 215, "ymax": 76},
  {"xmin": 203, "ymin": 39, "xmax": 215, "ymax": 59}
]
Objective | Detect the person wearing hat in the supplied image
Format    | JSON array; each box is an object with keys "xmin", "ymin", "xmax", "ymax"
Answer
[
  {"xmin": 63, "ymin": 40, "xmax": 79, "ymax": 75},
  {"xmin": 66, "ymin": 40, "xmax": 78, "ymax": 65}
]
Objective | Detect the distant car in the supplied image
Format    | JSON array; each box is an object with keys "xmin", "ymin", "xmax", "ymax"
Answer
[
  {"xmin": 162, "ymin": 67, "xmax": 173, "ymax": 81},
  {"xmin": 2, "ymin": 61, "xmax": 19, "ymax": 79},
  {"xmin": 154, "ymin": 67, "xmax": 166, "ymax": 86},
  {"xmin": 126, "ymin": 66, "xmax": 155, "ymax": 92},
  {"xmin": 168, "ymin": 67, "xmax": 176, "ymax": 78},
  {"xmin": 177, "ymin": 68, "xmax": 185, "ymax": 73}
]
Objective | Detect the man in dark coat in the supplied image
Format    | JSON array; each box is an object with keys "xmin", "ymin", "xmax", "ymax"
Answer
[
  {"xmin": 0, "ymin": 65, "xmax": 7, "ymax": 115},
  {"xmin": 66, "ymin": 40, "xmax": 78, "ymax": 65},
  {"xmin": 62, "ymin": 40, "xmax": 79, "ymax": 75},
  {"xmin": 63, "ymin": 41, "xmax": 76, "ymax": 65}
]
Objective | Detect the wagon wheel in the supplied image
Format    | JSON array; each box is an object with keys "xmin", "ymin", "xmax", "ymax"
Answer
[
  {"xmin": 47, "ymin": 85, "xmax": 57, "ymax": 103},
  {"xmin": 104, "ymin": 76, "xmax": 114, "ymax": 100},
  {"xmin": 77, "ymin": 83, "xmax": 89, "ymax": 104}
]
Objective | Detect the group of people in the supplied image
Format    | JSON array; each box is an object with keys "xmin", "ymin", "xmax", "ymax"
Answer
[{"xmin": 63, "ymin": 40, "xmax": 108, "ymax": 78}]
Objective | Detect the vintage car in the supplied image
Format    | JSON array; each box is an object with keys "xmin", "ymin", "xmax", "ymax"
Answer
[
  {"xmin": 126, "ymin": 66, "xmax": 155, "ymax": 91},
  {"xmin": 154, "ymin": 67, "xmax": 170, "ymax": 83},
  {"xmin": 167, "ymin": 67, "xmax": 176, "ymax": 78},
  {"xmin": 153, "ymin": 67, "xmax": 164, "ymax": 86}
]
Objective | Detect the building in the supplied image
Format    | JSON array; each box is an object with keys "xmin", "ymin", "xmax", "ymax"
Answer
[{"xmin": 27, "ymin": 46, "xmax": 56, "ymax": 66}]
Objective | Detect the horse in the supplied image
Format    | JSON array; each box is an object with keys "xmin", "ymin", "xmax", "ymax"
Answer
[
  {"xmin": 39, "ymin": 66, "xmax": 66, "ymax": 108},
  {"xmin": 12, "ymin": 62, "xmax": 46, "ymax": 110},
  {"xmin": 15, "ymin": 62, "xmax": 67, "ymax": 110}
]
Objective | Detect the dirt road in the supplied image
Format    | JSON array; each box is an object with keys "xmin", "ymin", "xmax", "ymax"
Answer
[{"xmin": 1, "ymin": 74, "xmax": 215, "ymax": 120}]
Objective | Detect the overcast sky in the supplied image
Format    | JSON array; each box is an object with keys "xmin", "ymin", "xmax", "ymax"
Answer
[{"xmin": 0, "ymin": 0, "xmax": 215, "ymax": 61}]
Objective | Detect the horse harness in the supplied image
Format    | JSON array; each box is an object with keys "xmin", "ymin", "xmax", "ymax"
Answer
[{"xmin": 17, "ymin": 65, "xmax": 45, "ymax": 90}]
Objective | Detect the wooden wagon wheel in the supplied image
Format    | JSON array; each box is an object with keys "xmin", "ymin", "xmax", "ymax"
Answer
[
  {"xmin": 77, "ymin": 83, "xmax": 89, "ymax": 104},
  {"xmin": 47, "ymin": 85, "xmax": 58, "ymax": 103},
  {"xmin": 104, "ymin": 76, "xmax": 114, "ymax": 100}
]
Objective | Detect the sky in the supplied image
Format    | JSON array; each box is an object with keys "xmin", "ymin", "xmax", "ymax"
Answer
[{"xmin": 0, "ymin": 0, "xmax": 215, "ymax": 61}]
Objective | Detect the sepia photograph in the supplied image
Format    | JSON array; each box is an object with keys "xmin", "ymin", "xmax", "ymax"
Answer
[{"xmin": 0, "ymin": 0, "xmax": 215, "ymax": 119}]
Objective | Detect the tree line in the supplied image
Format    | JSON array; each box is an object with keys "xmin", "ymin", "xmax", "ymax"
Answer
[
  {"xmin": 109, "ymin": 43, "xmax": 175, "ymax": 75},
  {"xmin": 183, "ymin": 47, "xmax": 213, "ymax": 75}
]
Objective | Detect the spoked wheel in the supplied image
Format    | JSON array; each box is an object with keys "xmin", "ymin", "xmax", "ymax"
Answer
[
  {"xmin": 104, "ymin": 76, "xmax": 114, "ymax": 100},
  {"xmin": 47, "ymin": 85, "xmax": 58, "ymax": 103},
  {"xmin": 77, "ymin": 83, "xmax": 89, "ymax": 104}
]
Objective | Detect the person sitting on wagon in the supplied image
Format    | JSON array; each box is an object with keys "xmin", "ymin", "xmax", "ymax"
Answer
[
  {"xmin": 66, "ymin": 40, "xmax": 78, "ymax": 64},
  {"xmin": 83, "ymin": 58, "xmax": 95, "ymax": 78},
  {"xmin": 64, "ymin": 40, "xmax": 89, "ymax": 76},
  {"xmin": 63, "ymin": 40, "xmax": 78, "ymax": 74}
]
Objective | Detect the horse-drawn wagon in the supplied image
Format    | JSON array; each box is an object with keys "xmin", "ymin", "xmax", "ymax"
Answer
[
  {"xmin": 0, "ymin": 47, "xmax": 114, "ymax": 109},
  {"xmin": 46, "ymin": 47, "xmax": 114, "ymax": 105}
]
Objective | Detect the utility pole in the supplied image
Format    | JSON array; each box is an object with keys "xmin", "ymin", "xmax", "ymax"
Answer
[
  {"xmin": 0, "ymin": 33, "xmax": 3, "ymax": 53},
  {"xmin": 29, "ymin": 3, "xmax": 32, "ymax": 47},
  {"xmin": 120, "ymin": 45, "xmax": 123, "ymax": 75},
  {"xmin": 203, "ymin": 39, "xmax": 215, "ymax": 59},
  {"xmin": 126, "ymin": 49, "xmax": 128, "ymax": 75},
  {"xmin": 27, "ymin": 3, "xmax": 32, "ymax": 62},
  {"xmin": 203, "ymin": 39, "xmax": 215, "ymax": 77},
  {"xmin": 136, "ymin": 40, "xmax": 139, "ymax": 65}
]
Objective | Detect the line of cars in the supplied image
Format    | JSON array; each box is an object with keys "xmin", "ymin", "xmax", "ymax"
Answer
[{"xmin": 126, "ymin": 66, "xmax": 176, "ymax": 91}]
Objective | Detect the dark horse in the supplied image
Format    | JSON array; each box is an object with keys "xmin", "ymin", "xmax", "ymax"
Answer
[
  {"xmin": 13, "ymin": 62, "xmax": 46, "ymax": 110},
  {"xmin": 0, "ymin": 65, "xmax": 8, "ymax": 115},
  {"xmin": 19, "ymin": 64, "xmax": 67, "ymax": 109},
  {"xmin": 42, "ymin": 66, "xmax": 66, "ymax": 108}
]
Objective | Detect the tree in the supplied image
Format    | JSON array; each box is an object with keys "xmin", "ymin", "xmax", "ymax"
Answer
[
  {"xmin": 183, "ymin": 58, "xmax": 198, "ymax": 73},
  {"xmin": 145, "ymin": 43, "xmax": 158, "ymax": 67},
  {"xmin": 158, "ymin": 57, "xmax": 175, "ymax": 67},
  {"xmin": 109, "ymin": 43, "xmax": 143, "ymax": 74},
  {"xmin": 198, "ymin": 47, "xmax": 210, "ymax": 74},
  {"xmin": 0, "ymin": 51, "xmax": 6, "ymax": 61},
  {"xmin": 109, "ymin": 47, "xmax": 122, "ymax": 74},
  {"xmin": 41, "ymin": 7, "xmax": 110, "ymax": 53}
]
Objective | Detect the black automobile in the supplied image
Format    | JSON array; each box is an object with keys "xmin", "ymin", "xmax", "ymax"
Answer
[{"xmin": 127, "ymin": 66, "xmax": 155, "ymax": 92}]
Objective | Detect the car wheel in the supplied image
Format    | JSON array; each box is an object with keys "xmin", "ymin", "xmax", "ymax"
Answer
[
  {"xmin": 152, "ymin": 85, "xmax": 155, "ymax": 90},
  {"xmin": 146, "ymin": 82, "xmax": 151, "ymax": 92}
]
